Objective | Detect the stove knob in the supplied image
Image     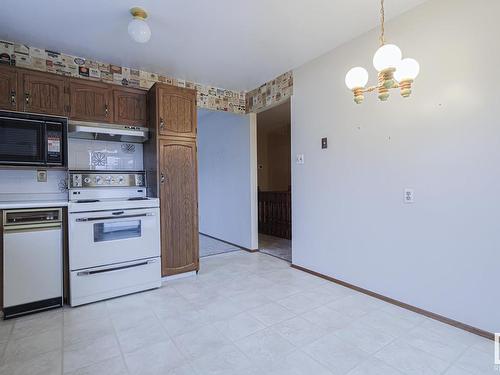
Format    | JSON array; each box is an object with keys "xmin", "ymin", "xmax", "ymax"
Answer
[
  {"xmin": 72, "ymin": 174, "xmax": 82, "ymax": 187},
  {"xmin": 135, "ymin": 175, "xmax": 143, "ymax": 186},
  {"xmin": 105, "ymin": 176, "xmax": 114, "ymax": 184},
  {"xmin": 95, "ymin": 176, "xmax": 103, "ymax": 185},
  {"xmin": 117, "ymin": 176, "xmax": 125, "ymax": 184},
  {"xmin": 83, "ymin": 177, "xmax": 91, "ymax": 184}
]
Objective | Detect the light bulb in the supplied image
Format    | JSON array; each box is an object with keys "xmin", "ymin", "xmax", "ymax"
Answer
[
  {"xmin": 128, "ymin": 17, "xmax": 151, "ymax": 43},
  {"xmin": 345, "ymin": 67, "xmax": 369, "ymax": 90},
  {"xmin": 394, "ymin": 58, "xmax": 420, "ymax": 81},
  {"xmin": 373, "ymin": 44, "xmax": 402, "ymax": 72}
]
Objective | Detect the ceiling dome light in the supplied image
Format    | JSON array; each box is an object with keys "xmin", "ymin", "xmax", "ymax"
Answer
[
  {"xmin": 373, "ymin": 44, "xmax": 402, "ymax": 72},
  {"xmin": 345, "ymin": 67, "xmax": 369, "ymax": 89},
  {"xmin": 394, "ymin": 58, "xmax": 420, "ymax": 82},
  {"xmin": 128, "ymin": 7, "xmax": 151, "ymax": 43}
]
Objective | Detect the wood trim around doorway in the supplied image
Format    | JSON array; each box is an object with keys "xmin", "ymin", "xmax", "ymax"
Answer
[{"xmin": 291, "ymin": 263, "xmax": 494, "ymax": 341}]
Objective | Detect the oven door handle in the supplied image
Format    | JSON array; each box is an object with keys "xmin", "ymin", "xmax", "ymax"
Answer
[
  {"xmin": 76, "ymin": 259, "xmax": 158, "ymax": 276},
  {"xmin": 75, "ymin": 212, "xmax": 154, "ymax": 222}
]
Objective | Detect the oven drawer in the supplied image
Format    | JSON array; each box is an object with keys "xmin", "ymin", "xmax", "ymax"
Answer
[
  {"xmin": 69, "ymin": 207, "xmax": 160, "ymax": 270},
  {"xmin": 70, "ymin": 257, "xmax": 161, "ymax": 306}
]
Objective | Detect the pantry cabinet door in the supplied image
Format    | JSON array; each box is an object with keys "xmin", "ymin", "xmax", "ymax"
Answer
[
  {"xmin": 157, "ymin": 85, "xmax": 196, "ymax": 138},
  {"xmin": 159, "ymin": 138, "xmax": 199, "ymax": 276}
]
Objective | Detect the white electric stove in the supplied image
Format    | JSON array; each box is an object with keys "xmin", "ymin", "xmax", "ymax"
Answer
[{"xmin": 68, "ymin": 171, "xmax": 161, "ymax": 306}]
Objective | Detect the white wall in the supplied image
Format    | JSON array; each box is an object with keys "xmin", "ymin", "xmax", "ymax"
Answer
[
  {"xmin": 198, "ymin": 109, "xmax": 258, "ymax": 250},
  {"xmin": 292, "ymin": 0, "xmax": 500, "ymax": 333}
]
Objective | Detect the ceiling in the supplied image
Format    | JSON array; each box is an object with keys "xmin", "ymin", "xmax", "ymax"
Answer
[{"xmin": 0, "ymin": 0, "xmax": 428, "ymax": 91}]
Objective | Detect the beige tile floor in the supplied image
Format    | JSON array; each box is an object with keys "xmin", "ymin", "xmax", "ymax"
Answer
[
  {"xmin": 199, "ymin": 234, "xmax": 241, "ymax": 258},
  {"xmin": 259, "ymin": 234, "xmax": 292, "ymax": 262},
  {"xmin": 0, "ymin": 251, "xmax": 495, "ymax": 375}
]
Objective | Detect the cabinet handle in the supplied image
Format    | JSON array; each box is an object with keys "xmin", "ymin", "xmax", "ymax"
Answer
[
  {"xmin": 105, "ymin": 104, "xmax": 109, "ymax": 116},
  {"xmin": 160, "ymin": 118, "xmax": 165, "ymax": 129},
  {"xmin": 160, "ymin": 173, "xmax": 166, "ymax": 183},
  {"xmin": 10, "ymin": 89, "xmax": 16, "ymax": 106},
  {"xmin": 25, "ymin": 92, "xmax": 30, "ymax": 106}
]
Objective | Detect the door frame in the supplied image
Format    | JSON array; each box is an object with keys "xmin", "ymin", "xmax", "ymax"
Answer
[{"xmin": 249, "ymin": 112, "xmax": 259, "ymax": 250}]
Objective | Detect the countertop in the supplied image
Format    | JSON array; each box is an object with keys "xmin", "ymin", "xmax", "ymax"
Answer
[{"xmin": 0, "ymin": 200, "xmax": 69, "ymax": 210}]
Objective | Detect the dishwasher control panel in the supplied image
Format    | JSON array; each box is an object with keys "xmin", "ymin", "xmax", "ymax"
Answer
[{"xmin": 3, "ymin": 208, "xmax": 62, "ymax": 226}]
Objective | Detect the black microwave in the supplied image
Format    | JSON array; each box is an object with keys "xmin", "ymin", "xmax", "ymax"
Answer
[{"xmin": 0, "ymin": 111, "xmax": 67, "ymax": 167}]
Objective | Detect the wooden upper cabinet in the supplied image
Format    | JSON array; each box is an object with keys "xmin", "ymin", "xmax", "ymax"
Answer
[
  {"xmin": 0, "ymin": 65, "xmax": 19, "ymax": 111},
  {"xmin": 22, "ymin": 71, "xmax": 66, "ymax": 115},
  {"xmin": 157, "ymin": 85, "xmax": 197, "ymax": 138},
  {"xmin": 113, "ymin": 87, "xmax": 147, "ymax": 126},
  {"xmin": 69, "ymin": 79, "xmax": 113, "ymax": 122},
  {"xmin": 159, "ymin": 138, "xmax": 199, "ymax": 276}
]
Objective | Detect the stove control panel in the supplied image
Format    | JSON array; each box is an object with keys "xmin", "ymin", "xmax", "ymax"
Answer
[{"xmin": 69, "ymin": 172, "xmax": 146, "ymax": 188}]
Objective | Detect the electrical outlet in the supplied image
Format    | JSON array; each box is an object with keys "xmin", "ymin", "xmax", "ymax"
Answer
[
  {"xmin": 404, "ymin": 188, "xmax": 415, "ymax": 203},
  {"xmin": 37, "ymin": 169, "xmax": 47, "ymax": 182},
  {"xmin": 296, "ymin": 154, "xmax": 304, "ymax": 164}
]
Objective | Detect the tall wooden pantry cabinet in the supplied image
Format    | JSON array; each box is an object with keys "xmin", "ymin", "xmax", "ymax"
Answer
[{"xmin": 145, "ymin": 83, "xmax": 199, "ymax": 276}]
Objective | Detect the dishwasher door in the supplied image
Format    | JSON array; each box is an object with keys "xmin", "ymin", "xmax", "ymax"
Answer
[{"xmin": 3, "ymin": 218, "xmax": 63, "ymax": 318}]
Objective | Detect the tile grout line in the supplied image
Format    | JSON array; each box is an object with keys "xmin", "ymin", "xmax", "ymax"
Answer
[
  {"xmin": 106, "ymin": 302, "xmax": 132, "ymax": 375},
  {"xmin": 60, "ymin": 311, "xmax": 64, "ymax": 375},
  {"xmin": 0, "ymin": 322, "xmax": 14, "ymax": 368},
  {"xmin": 149, "ymin": 291, "xmax": 198, "ymax": 372}
]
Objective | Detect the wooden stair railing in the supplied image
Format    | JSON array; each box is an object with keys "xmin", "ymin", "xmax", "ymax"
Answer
[{"xmin": 258, "ymin": 191, "xmax": 291, "ymax": 240}]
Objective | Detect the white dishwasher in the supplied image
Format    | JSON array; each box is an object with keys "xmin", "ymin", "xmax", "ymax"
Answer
[{"xmin": 3, "ymin": 208, "xmax": 63, "ymax": 319}]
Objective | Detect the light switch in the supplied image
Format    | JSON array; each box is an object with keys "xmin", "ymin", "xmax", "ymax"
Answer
[
  {"xmin": 296, "ymin": 154, "xmax": 304, "ymax": 164},
  {"xmin": 321, "ymin": 137, "xmax": 328, "ymax": 149},
  {"xmin": 404, "ymin": 188, "xmax": 415, "ymax": 203}
]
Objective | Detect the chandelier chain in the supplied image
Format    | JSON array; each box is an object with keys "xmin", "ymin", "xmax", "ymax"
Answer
[{"xmin": 380, "ymin": 0, "xmax": 386, "ymax": 46}]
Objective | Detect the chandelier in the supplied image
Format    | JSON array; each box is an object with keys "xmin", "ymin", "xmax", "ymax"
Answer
[{"xmin": 345, "ymin": 0, "xmax": 420, "ymax": 104}]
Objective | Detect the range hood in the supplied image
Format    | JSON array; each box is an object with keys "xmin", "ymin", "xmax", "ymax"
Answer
[{"xmin": 68, "ymin": 120, "xmax": 149, "ymax": 143}]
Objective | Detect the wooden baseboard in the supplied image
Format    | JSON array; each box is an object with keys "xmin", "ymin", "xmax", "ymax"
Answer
[
  {"xmin": 244, "ymin": 248, "xmax": 259, "ymax": 253},
  {"xmin": 291, "ymin": 264, "xmax": 494, "ymax": 341}
]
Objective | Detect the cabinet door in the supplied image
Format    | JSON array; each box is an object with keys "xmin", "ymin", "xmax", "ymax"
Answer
[
  {"xmin": 157, "ymin": 85, "xmax": 196, "ymax": 138},
  {"xmin": 22, "ymin": 71, "xmax": 66, "ymax": 115},
  {"xmin": 159, "ymin": 138, "xmax": 199, "ymax": 276},
  {"xmin": 69, "ymin": 79, "xmax": 112, "ymax": 122},
  {"xmin": 0, "ymin": 65, "xmax": 18, "ymax": 111},
  {"xmin": 113, "ymin": 88, "xmax": 147, "ymax": 126}
]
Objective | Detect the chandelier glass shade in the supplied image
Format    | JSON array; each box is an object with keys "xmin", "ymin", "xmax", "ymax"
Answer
[{"xmin": 345, "ymin": 0, "xmax": 419, "ymax": 103}]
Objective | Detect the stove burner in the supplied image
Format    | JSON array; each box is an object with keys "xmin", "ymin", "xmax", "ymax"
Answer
[
  {"xmin": 128, "ymin": 197, "xmax": 149, "ymax": 201},
  {"xmin": 76, "ymin": 199, "xmax": 100, "ymax": 203}
]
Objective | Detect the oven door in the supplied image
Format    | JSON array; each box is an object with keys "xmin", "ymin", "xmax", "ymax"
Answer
[
  {"xmin": 69, "ymin": 207, "xmax": 160, "ymax": 270},
  {"xmin": 0, "ymin": 116, "xmax": 45, "ymax": 165}
]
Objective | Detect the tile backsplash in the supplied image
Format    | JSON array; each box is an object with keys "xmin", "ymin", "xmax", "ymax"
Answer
[
  {"xmin": 0, "ymin": 169, "xmax": 68, "ymax": 202},
  {"xmin": 68, "ymin": 139, "xmax": 143, "ymax": 171}
]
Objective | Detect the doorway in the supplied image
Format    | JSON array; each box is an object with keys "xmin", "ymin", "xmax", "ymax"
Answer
[{"xmin": 256, "ymin": 99, "xmax": 292, "ymax": 262}]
